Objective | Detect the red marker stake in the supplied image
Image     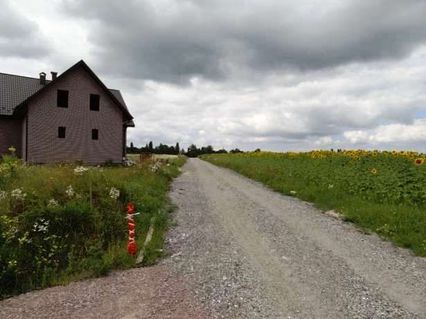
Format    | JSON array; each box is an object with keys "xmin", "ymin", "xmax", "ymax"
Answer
[{"xmin": 126, "ymin": 202, "xmax": 137, "ymax": 256}]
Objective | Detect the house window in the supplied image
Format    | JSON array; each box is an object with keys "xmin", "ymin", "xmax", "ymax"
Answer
[
  {"xmin": 92, "ymin": 129, "xmax": 98, "ymax": 140},
  {"xmin": 90, "ymin": 94, "xmax": 100, "ymax": 111},
  {"xmin": 58, "ymin": 126, "xmax": 66, "ymax": 138},
  {"xmin": 57, "ymin": 90, "xmax": 69, "ymax": 108}
]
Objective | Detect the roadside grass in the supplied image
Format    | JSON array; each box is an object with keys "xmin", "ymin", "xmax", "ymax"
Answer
[
  {"xmin": 0, "ymin": 154, "xmax": 186, "ymax": 299},
  {"xmin": 202, "ymin": 151, "xmax": 426, "ymax": 257}
]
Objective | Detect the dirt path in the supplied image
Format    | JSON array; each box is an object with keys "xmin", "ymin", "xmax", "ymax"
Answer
[{"xmin": 164, "ymin": 158, "xmax": 426, "ymax": 318}]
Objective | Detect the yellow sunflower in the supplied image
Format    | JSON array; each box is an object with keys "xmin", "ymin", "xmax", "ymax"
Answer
[{"xmin": 414, "ymin": 158, "xmax": 424, "ymax": 165}]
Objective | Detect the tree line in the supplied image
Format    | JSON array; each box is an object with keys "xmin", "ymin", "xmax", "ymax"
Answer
[
  {"xmin": 127, "ymin": 142, "xmax": 245, "ymax": 157},
  {"xmin": 127, "ymin": 141, "xmax": 181, "ymax": 155}
]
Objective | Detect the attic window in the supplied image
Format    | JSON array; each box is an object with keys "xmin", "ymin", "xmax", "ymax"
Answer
[
  {"xmin": 57, "ymin": 90, "xmax": 69, "ymax": 108},
  {"xmin": 92, "ymin": 129, "xmax": 99, "ymax": 140},
  {"xmin": 90, "ymin": 94, "xmax": 100, "ymax": 111},
  {"xmin": 58, "ymin": 126, "xmax": 66, "ymax": 138}
]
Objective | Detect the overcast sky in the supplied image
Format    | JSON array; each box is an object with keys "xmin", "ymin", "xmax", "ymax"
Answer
[{"xmin": 2, "ymin": 0, "xmax": 426, "ymax": 151}]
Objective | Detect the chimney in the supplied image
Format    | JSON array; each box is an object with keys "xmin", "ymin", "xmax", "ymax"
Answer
[
  {"xmin": 39, "ymin": 72, "xmax": 46, "ymax": 85},
  {"xmin": 51, "ymin": 71, "xmax": 58, "ymax": 80}
]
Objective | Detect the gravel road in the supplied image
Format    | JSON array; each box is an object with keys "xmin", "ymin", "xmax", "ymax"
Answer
[{"xmin": 164, "ymin": 158, "xmax": 426, "ymax": 318}]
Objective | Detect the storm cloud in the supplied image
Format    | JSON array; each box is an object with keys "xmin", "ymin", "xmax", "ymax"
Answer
[
  {"xmin": 63, "ymin": 0, "xmax": 426, "ymax": 83},
  {"xmin": 124, "ymin": 50, "xmax": 426, "ymax": 151},
  {"xmin": 1, "ymin": 0, "xmax": 426, "ymax": 151},
  {"xmin": 0, "ymin": 2, "xmax": 49, "ymax": 59}
]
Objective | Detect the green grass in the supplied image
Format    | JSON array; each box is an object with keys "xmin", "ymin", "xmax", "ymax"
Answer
[
  {"xmin": 202, "ymin": 151, "xmax": 426, "ymax": 256},
  {"xmin": 0, "ymin": 154, "xmax": 186, "ymax": 298}
]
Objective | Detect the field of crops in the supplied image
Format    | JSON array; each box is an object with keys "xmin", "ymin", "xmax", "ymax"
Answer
[
  {"xmin": 202, "ymin": 150, "xmax": 426, "ymax": 256},
  {"xmin": 0, "ymin": 152, "xmax": 186, "ymax": 298}
]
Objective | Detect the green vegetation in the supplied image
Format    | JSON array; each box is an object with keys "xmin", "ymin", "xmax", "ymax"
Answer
[
  {"xmin": 202, "ymin": 150, "xmax": 426, "ymax": 256},
  {"xmin": 0, "ymin": 150, "xmax": 186, "ymax": 298}
]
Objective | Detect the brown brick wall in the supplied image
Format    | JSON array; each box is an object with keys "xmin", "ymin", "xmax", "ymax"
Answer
[
  {"xmin": 26, "ymin": 67, "xmax": 124, "ymax": 164},
  {"xmin": 0, "ymin": 117, "xmax": 22, "ymax": 157}
]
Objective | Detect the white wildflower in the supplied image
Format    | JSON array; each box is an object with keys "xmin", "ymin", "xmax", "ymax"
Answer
[
  {"xmin": 73, "ymin": 166, "xmax": 89, "ymax": 175},
  {"xmin": 48, "ymin": 199, "xmax": 59, "ymax": 208},
  {"xmin": 18, "ymin": 231, "xmax": 31, "ymax": 245},
  {"xmin": 109, "ymin": 187, "xmax": 120, "ymax": 200},
  {"xmin": 290, "ymin": 190, "xmax": 297, "ymax": 195},
  {"xmin": 150, "ymin": 161, "xmax": 162, "ymax": 172},
  {"xmin": 33, "ymin": 218, "xmax": 49, "ymax": 233},
  {"xmin": 65, "ymin": 185, "xmax": 75, "ymax": 197},
  {"xmin": 11, "ymin": 188, "xmax": 27, "ymax": 200},
  {"xmin": 123, "ymin": 158, "xmax": 135, "ymax": 167},
  {"xmin": 0, "ymin": 190, "xmax": 7, "ymax": 200},
  {"xmin": 328, "ymin": 184, "xmax": 334, "ymax": 189}
]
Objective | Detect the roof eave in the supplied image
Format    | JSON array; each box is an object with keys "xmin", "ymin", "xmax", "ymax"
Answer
[{"xmin": 124, "ymin": 119, "xmax": 135, "ymax": 127}]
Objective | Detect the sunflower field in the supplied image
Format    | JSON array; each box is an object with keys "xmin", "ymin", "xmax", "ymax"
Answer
[{"xmin": 202, "ymin": 150, "xmax": 426, "ymax": 256}]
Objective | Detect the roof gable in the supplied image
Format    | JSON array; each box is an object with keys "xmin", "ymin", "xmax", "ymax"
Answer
[{"xmin": 1, "ymin": 60, "xmax": 133, "ymax": 122}]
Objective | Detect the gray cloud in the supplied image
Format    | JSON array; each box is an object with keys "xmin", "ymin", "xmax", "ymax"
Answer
[
  {"xmin": 122, "ymin": 49, "xmax": 426, "ymax": 152},
  {"xmin": 0, "ymin": 2, "xmax": 49, "ymax": 58},
  {"xmin": 64, "ymin": 0, "xmax": 426, "ymax": 83},
  {"xmin": 3, "ymin": 0, "xmax": 425, "ymax": 152}
]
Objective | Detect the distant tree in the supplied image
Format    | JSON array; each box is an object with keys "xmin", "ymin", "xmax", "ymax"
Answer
[
  {"xmin": 230, "ymin": 148, "xmax": 243, "ymax": 154},
  {"xmin": 140, "ymin": 143, "xmax": 149, "ymax": 153},
  {"xmin": 184, "ymin": 144, "xmax": 229, "ymax": 157},
  {"xmin": 254, "ymin": 148, "xmax": 261, "ymax": 152},
  {"xmin": 130, "ymin": 142, "xmax": 135, "ymax": 153},
  {"xmin": 200, "ymin": 145, "xmax": 214, "ymax": 155},
  {"xmin": 148, "ymin": 141, "xmax": 153, "ymax": 152},
  {"xmin": 175, "ymin": 142, "xmax": 180, "ymax": 154},
  {"xmin": 186, "ymin": 144, "xmax": 199, "ymax": 157}
]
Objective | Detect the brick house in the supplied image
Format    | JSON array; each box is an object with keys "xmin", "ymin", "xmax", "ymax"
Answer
[{"xmin": 0, "ymin": 60, "xmax": 134, "ymax": 164}]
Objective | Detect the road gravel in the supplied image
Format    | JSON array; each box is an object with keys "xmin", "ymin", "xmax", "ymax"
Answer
[
  {"xmin": 0, "ymin": 266, "xmax": 208, "ymax": 319},
  {"xmin": 164, "ymin": 158, "xmax": 426, "ymax": 318}
]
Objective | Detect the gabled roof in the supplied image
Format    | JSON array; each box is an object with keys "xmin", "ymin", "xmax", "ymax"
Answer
[
  {"xmin": 0, "ymin": 72, "xmax": 49, "ymax": 116},
  {"xmin": 0, "ymin": 60, "xmax": 134, "ymax": 123}
]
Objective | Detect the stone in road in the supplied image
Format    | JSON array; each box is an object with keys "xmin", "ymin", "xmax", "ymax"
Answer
[{"xmin": 164, "ymin": 158, "xmax": 426, "ymax": 318}]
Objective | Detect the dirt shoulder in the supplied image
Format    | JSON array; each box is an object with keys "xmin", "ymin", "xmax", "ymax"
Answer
[{"xmin": 0, "ymin": 266, "xmax": 208, "ymax": 319}]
